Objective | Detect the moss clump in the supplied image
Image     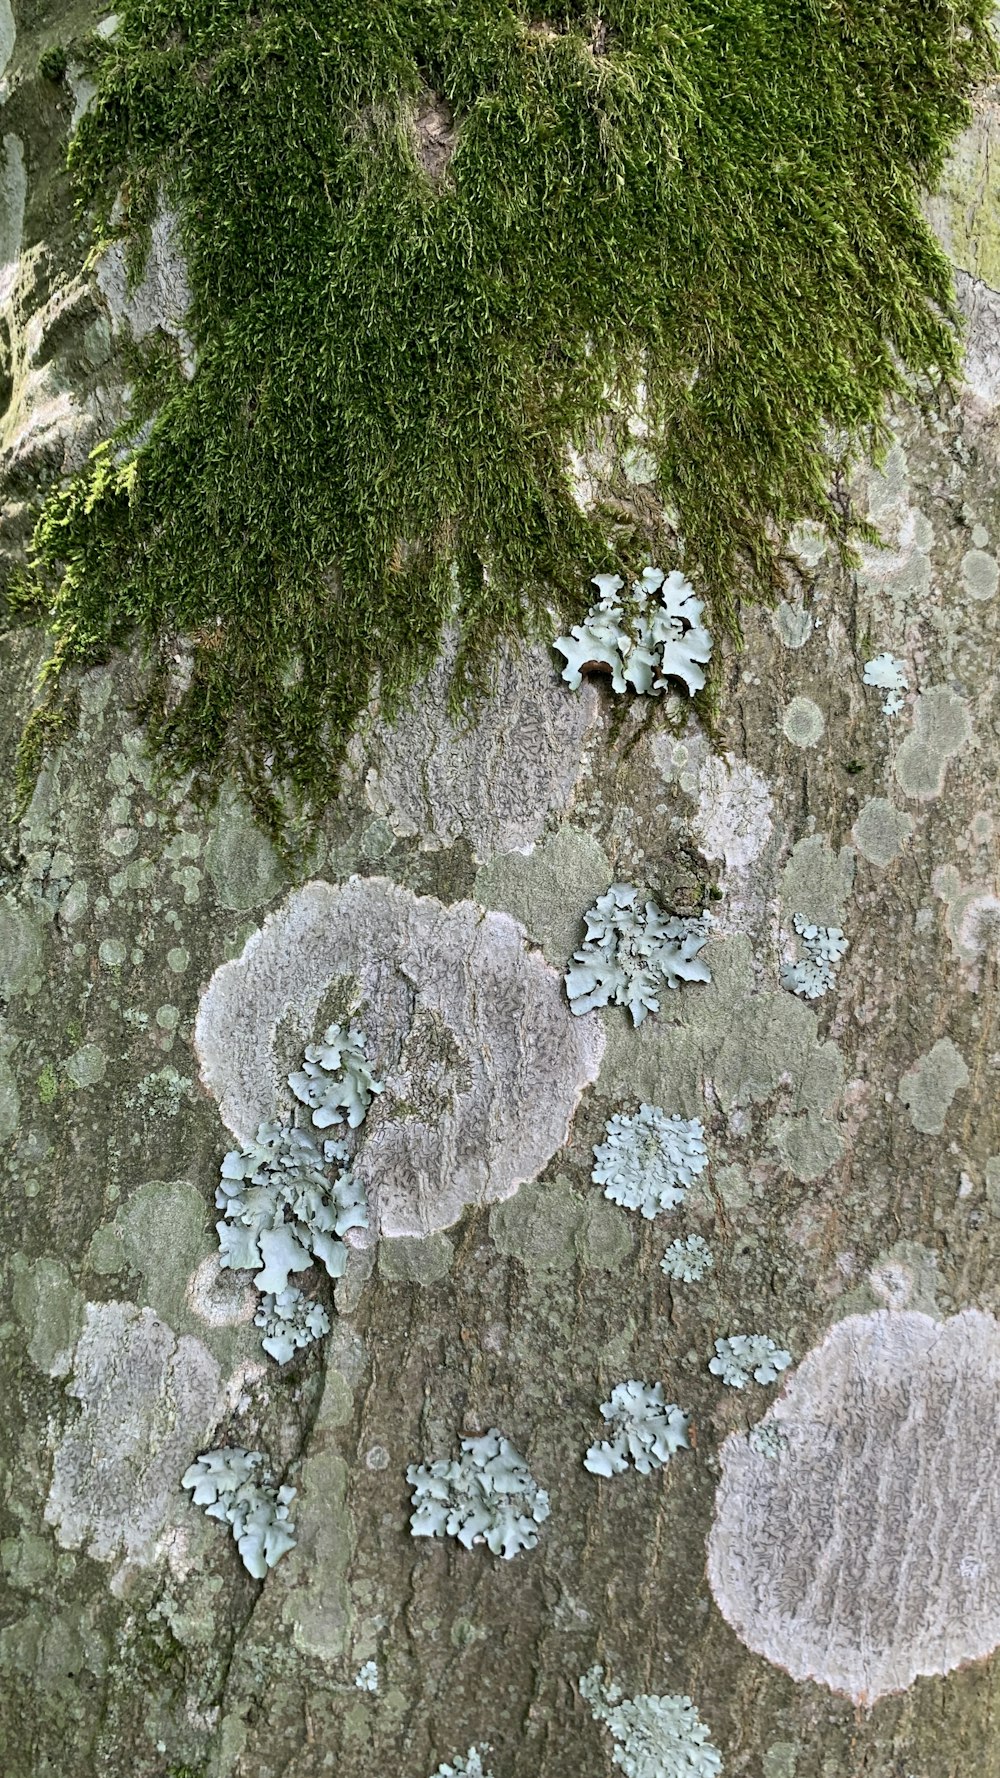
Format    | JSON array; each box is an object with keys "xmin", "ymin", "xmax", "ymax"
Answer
[{"xmin": 23, "ymin": 0, "xmax": 993, "ymax": 817}]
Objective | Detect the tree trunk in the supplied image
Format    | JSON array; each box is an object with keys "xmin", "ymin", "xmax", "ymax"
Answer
[{"xmin": 2, "ymin": 11, "xmax": 1000, "ymax": 1778}]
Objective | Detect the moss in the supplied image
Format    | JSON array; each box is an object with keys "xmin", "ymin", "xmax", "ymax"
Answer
[{"xmin": 19, "ymin": 0, "xmax": 995, "ymax": 820}]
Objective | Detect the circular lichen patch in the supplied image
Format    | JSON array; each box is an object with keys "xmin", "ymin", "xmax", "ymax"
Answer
[
  {"xmin": 781, "ymin": 697, "xmax": 825, "ymax": 749},
  {"xmin": 708, "ymin": 1309, "xmax": 1000, "ymax": 1705}
]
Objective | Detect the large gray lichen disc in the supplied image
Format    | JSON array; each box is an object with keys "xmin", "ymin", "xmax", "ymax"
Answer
[
  {"xmin": 707, "ymin": 1309, "xmax": 1000, "ymax": 1705},
  {"xmin": 195, "ymin": 878, "xmax": 604, "ymax": 1237}
]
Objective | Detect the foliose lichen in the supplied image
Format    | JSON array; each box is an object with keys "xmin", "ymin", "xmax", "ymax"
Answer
[
  {"xmin": 863, "ymin": 651, "xmax": 909, "ymax": 715},
  {"xmin": 254, "ymin": 1285, "xmax": 331, "ymax": 1366},
  {"xmin": 592, "ymin": 1104, "xmax": 708, "ymax": 1220},
  {"xmin": 709, "ymin": 1335, "xmax": 793, "ymax": 1390},
  {"xmin": 181, "ymin": 1446, "xmax": 296, "ymax": 1579},
  {"xmin": 779, "ymin": 914, "xmax": 848, "ymax": 1001},
  {"xmin": 429, "ymin": 1750, "xmax": 493, "ymax": 1778},
  {"xmin": 566, "ymin": 885, "xmax": 712, "ymax": 1026},
  {"xmin": 214, "ymin": 1021, "xmax": 379, "ymax": 1361},
  {"xmin": 579, "ymin": 1666, "xmax": 722, "ymax": 1778},
  {"xmin": 354, "ymin": 1660, "xmax": 379, "ymax": 1693},
  {"xmin": 583, "ymin": 1380, "xmax": 690, "ymax": 1477},
  {"xmin": 406, "ymin": 1428, "xmax": 550, "ymax": 1560},
  {"xmin": 661, "ymin": 1233, "xmax": 714, "ymax": 1283},
  {"xmin": 288, "ymin": 1021, "xmax": 383, "ymax": 1129},
  {"xmin": 554, "ymin": 566, "xmax": 713, "ymax": 698}
]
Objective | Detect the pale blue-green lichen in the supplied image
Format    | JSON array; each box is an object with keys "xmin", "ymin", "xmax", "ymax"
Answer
[
  {"xmin": 215, "ymin": 1022, "xmax": 379, "ymax": 1359},
  {"xmin": 583, "ymin": 1380, "xmax": 690, "ymax": 1477},
  {"xmin": 407, "ymin": 1429, "xmax": 550, "ymax": 1560},
  {"xmin": 254, "ymin": 1286, "xmax": 331, "ymax": 1366},
  {"xmin": 779, "ymin": 915, "xmax": 848, "ymax": 1001},
  {"xmin": 354, "ymin": 1659, "xmax": 379, "ymax": 1693},
  {"xmin": 710, "ymin": 1335, "xmax": 793, "ymax": 1389},
  {"xmin": 593, "ymin": 1104, "xmax": 708, "ymax": 1219},
  {"xmin": 554, "ymin": 566, "xmax": 713, "ymax": 698},
  {"xmin": 579, "ymin": 1666, "xmax": 722, "ymax": 1778},
  {"xmin": 288, "ymin": 1022, "xmax": 383, "ymax": 1130},
  {"xmin": 863, "ymin": 651, "xmax": 909, "ymax": 715},
  {"xmin": 181, "ymin": 1446, "xmax": 296, "ymax": 1579},
  {"xmin": 429, "ymin": 1749, "xmax": 493, "ymax": 1778},
  {"xmin": 661, "ymin": 1234, "xmax": 714, "ymax": 1283},
  {"xmin": 566, "ymin": 885, "xmax": 713, "ymax": 1026}
]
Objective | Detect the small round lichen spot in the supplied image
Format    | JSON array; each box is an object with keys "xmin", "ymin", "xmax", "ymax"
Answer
[
  {"xmin": 852, "ymin": 798, "xmax": 914, "ymax": 868},
  {"xmin": 98, "ymin": 938, "xmax": 126, "ymax": 968},
  {"xmin": 708, "ymin": 1309, "xmax": 1000, "ymax": 1705},
  {"xmin": 167, "ymin": 946, "xmax": 189, "ymax": 973},
  {"xmin": 156, "ymin": 1005, "xmax": 180, "ymax": 1032},
  {"xmin": 782, "ymin": 696, "xmax": 825, "ymax": 749},
  {"xmin": 65, "ymin": 1044, "xmax": 106, "ymax": 1089},
  {"xmin": 961, "ymin": 547, "xmax": 999, "ymax": 601},
  {"xmin": 772, "ymin": 602, "xmax": 814, "ymax": 649}
]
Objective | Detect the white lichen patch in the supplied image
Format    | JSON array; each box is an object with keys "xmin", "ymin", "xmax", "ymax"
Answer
[
  {"xmin": 583, "ymin": 1380, "xmax": 690, "ymax": 1476},
  {"xmin": 360, "ymin": 635, "xmax": 597, "ymax": 860},
  {"xmin": 779, "ymin": 914, "xmax": 848, "ymax": 1000},
  {"xmin": 195, "ymin": 878, "xmax": 603, "ymax": 1237},
  {"xmin": 692, "ymin": 755, "xmax": 774, "ymax": 880},
  {"xmin": 580, "ymin": 1666, "xmax": 722, "ymax": 1778},
  {"xmin": 181, "ymin": 1446, "xmax": 296, "ymax": 1578},
  {"xmin": 407, "ymin": 1429, "xmax": 550, "ymax": 1559},
  {"xmin": 45, "ymin": 1303, "xmax": 221, "ymax": 1574},
  {"xmin": 566, "ymin": 884, "xmax": 712, "ymax": 1026},
  {"xmin": 961, "ymin": 546, "xmax": 998, "ymax": 601},
  {"xmin": 707, "ymin": 1310, "xmax": 1000, "ymax": 1705},
  {"xmin": 863, "ymin": 652, "xmax": 909, "ymax": 715},
  {"xmin": 354, "ymin": 1659, "xmax": 379, "ymax": 1692},
  {"xmin": 254, "ymin": 1287, "xmax": 331, "ymax": 1365},
  {"xmin": 661, "ymin": 1234, "xmax": 714, "ymax": 1283},
  {"xmin": 554, "ymin": 565, "xmax": 713, "ymax": 698},
  {"xmin": 709, "ymin": 1334, "xmax": 792, "ymax": 1389},
  {"xmin": 593, "ymin": 1103, "xmax": 708, "ymax": 1218}
]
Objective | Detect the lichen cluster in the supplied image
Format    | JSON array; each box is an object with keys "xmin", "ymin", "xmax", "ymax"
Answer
[
  {"xmin": 593, "ymin": 1103, "xmax": 708, "ymax": 1219},
  {"xmin": 779, "ymin": 915, "xmax": 849, "ymax": 1001},
  {"xmin": 661, "ymin": 1233, "xmax": 714, "ymax": 1283},
  {"xmin": 215, "ymin": 1021, "xmax": 380, "ymax": 1362},
  {"xmin": 709, "ymin": 1334, "xmax": 793, "ymax": 1390},
  {"xmin": 554, "ymin": 566, "xmax": 712, "ymax": 698},
  {"xmin": 181, "ymin": 1446, "xmax": 297, "ymax": 1578},
  {"xmin": 566, "ymin": 885, "xmax": 712, "ymax": 1025},
  {"xmin": 407, "ymin": 1429, "xmax": 550, "ymax": 1560},
  {"xmin": 17, "ymin": 0, "xmax": 993, "ymax": 810},
  {"xmin": 584, "ymin": 1380, "xmax": 690, "ymax": 1478},
  {"xmin": 580, "ymin": 1666, "xmax": 722, "ymax": 1778}
]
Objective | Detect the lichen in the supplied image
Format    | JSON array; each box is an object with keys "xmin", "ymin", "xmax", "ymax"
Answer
[
  {"xmin": 288, "ymin": 1021, "xmax": 383, "ymax": 1131},
  {"xmin": 566, "ymin": 885, "xmax": 712, "ymax": 1026},
  {"xmin": 406, "ymin": 1428, "xmax": 549, "ymax": 1560},
  {"xmin": 592, "ymin": 1103, "xmax": 708, "ymax": 1220},
  {"xmin": 779, "ymin": 914, "xmax": 848, "ymax": 1001},
  {"xmin": 181, "ymin": 1446, "xmax": 297, "ymax": 1579},
  {"xmin": 661, "ymin": 1233, "xmax": 714, "ymax": 1283},
  {"xmin": 354, "ymin": 1659, "xmax": 379, "ymax": 1693},
  {"xmin": 554, "ymin": 566, "xmax": 712, "ymax": 698},
  {"xmin": 216, "ymin": 1122, "xmax": 368, "ymax": 1302},
  {"xmin": 709, "ymin": 1334, "xmax": 792, "ymax": 1389},
  {"xmin": 254, "ymin": 1285, "xmax": 331, "ymax": 1366},
  {"xmin": 583, "ymin": 1380, "xmax": 690, "ymax": 1477},
  {"xmin": 863, "ymin": 651, "xmax": 909, "ymax": 715},
  {"xmin": 429, "ymin": 1750, "xmax": 493, "ymax": 1778},
  {"xmin": 579, "ymin": 1666, "xmax": 722, "ymax": 1778}
]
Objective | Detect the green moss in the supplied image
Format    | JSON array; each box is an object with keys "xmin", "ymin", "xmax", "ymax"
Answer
[
  {"xmin": 21, "ymin": 0, "xmax": 994, "ymax": 819},
  {"xmin": 37, "ymin": 1063, "xmax": 58, "ymax": 1104}
]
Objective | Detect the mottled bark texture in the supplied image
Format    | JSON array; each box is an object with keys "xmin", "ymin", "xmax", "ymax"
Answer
[{"xmin": 2, "ymin": 13, "xmax": 1000, "ymax": 1778}]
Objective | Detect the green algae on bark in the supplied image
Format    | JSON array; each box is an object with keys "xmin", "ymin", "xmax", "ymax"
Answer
[{"xmin": 20, "ymin": 0, "xmax": 995, "ymax": 814}]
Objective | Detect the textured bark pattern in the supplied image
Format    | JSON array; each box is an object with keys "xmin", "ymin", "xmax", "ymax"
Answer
[{"xmin": 2, "ymin": 11, "xmax": 1000, "ymax": 1778}]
